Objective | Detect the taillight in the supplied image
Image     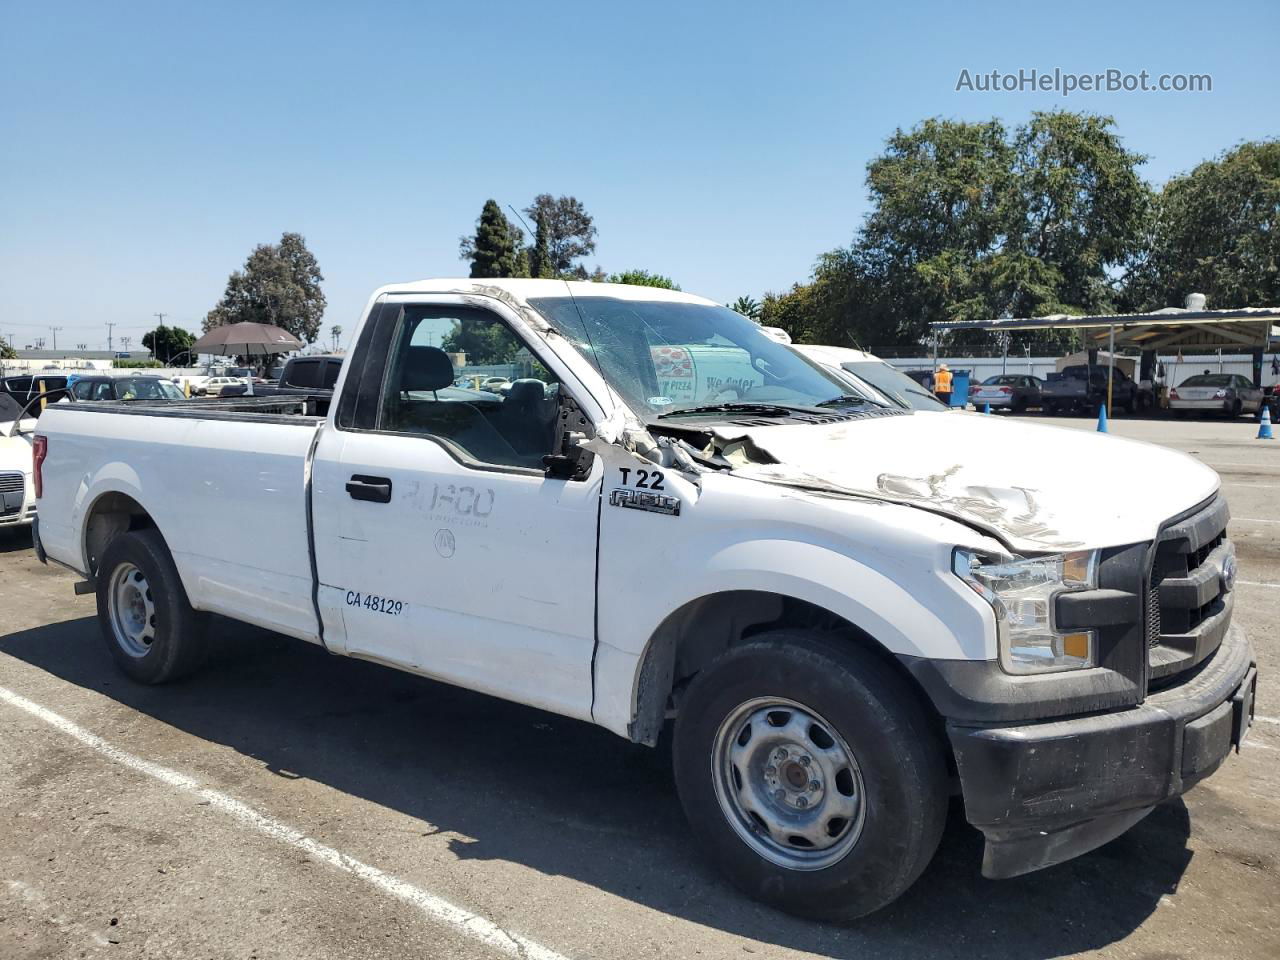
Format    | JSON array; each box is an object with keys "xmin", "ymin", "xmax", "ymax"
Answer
[
  {"xmin": 999, "ymin": 387, "xmax": 1012, "ymax": 394},
  {"xmin": 1169, "ymin": 389, "xmax": 1179, "ymax": 399},
  {"xmin": 33, "ymin": 435, "xmax": 47, "ymax": 499}
]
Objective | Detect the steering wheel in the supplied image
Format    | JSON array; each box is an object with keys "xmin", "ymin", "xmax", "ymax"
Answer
[{"xmin": 2, "ymin": 388, "xmax": 69, "ymax": 438}]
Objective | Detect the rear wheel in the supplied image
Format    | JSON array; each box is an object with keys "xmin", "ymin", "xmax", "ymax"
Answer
[
  {"xmin": 1229, "ymin": 399, "xmax": 1243, "ymax": 418},
  {"xmin": 96, "ymin": 529, "xmax": 207, "ymax": 683},
  {"xmin": 672, "ymin": 631, "xmax": 947, "ymax": 921}
]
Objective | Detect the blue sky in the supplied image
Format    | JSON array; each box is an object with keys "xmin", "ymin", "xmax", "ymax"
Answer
[{"xmin": 2, "ymin": 0, "xmax": 1275, "ymax": 351}]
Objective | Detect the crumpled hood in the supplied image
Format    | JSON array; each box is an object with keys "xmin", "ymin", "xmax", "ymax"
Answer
[{"xmin": 717, "ymin": 411, "xmax": 1219, "ymax": 553}]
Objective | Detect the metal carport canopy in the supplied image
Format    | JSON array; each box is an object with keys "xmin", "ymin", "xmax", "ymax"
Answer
[{"xmin": 930, "ymin": 306, "xmax": 1280, "ymax": 351}]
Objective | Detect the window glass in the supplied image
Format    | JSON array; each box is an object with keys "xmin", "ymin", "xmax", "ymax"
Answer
[
  {"xmin": 287, "ymin": 360, "xmax": 319, "ymax": 388},
  {"xmin": 322, "ymin": 361, "xmax": 341, "ymax": 389},
  {"xmin": 93, "ymin": 382, "xmax": 114, "ymax": 400},
  {"xmin": 1181, "ymin": 374, "xmax": 1233, "ymax": 387},
  {"xmin": 528, "ymin": 296, "xmax": 849, "ymax": 418},
  {"xmin": 378, "ymin": 305, "xmax": 561, "ymax": 470},
  {"xmin": 842, "ymin": 361, "xmax": 946, "ymax": 411},
  {"xmin": 72, "ymin": 381, "xmax": 93, "ymax": 400}
]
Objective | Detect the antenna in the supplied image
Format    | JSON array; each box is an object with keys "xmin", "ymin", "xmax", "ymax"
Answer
[{"xmin": 506, "ymin": 203, "xmax": 534, "ymax": 239}]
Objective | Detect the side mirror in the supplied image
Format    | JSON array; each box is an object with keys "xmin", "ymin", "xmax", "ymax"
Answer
[{"xmin": 543, "ymin": 393, "xmax": 595, "ymax": 481}]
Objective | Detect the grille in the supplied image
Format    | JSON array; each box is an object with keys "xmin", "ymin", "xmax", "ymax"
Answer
[
  {"xmin": 1148, "ymin": 496, "xmax": 1232, "ymax": 687},
  {"xmin": 0, "ymin": 472, "xmax": 24, "ymax": 494},
  {"xmin": 1146, "ymin": 585, "xmax": 1162, "ymax": 647}
]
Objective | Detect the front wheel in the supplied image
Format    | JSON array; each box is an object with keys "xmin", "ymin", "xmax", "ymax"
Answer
[
  {"xmin": 672, "ymin": 631, "xmax": 947, "ymax": 921},
  {"xmin": 96, "ymin": 529, "xmax": 208, "ymax": 683}
]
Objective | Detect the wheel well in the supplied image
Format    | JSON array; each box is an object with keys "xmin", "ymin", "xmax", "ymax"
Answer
[
  {"xmin": 84, "ymin": 492, "xmax": 156, "ymax": 577},
  {"xmin": 627, "ymin": 591, "xmax": 944, "ymax": 750}
]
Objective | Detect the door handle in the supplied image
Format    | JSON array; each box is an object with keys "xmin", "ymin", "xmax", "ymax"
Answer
[{"xmin": 346, "ymin": 475, "xmax": 392, "ymax": 503}]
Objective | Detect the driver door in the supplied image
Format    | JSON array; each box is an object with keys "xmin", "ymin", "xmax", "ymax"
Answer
[{"xmin": 311, "ymin": 298, "xmax": 601, "ymax": 721}]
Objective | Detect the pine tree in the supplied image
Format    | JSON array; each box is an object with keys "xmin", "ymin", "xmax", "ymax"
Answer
[
  {"xmin": 528, "ymin": 211, "xmax": 554, "ymax": 278},
  {"xmin": 465, "ymin": 200, "xmax": 524, "ymax": 278}
]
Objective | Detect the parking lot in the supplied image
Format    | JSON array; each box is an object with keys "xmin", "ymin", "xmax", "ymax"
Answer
[{"xmin": 1, "ymin": 414, "xmax": 1277, "ymax": 960}]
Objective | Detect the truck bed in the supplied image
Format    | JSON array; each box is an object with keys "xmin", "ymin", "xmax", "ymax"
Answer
[{"xmin": 36, "ymin": 396, "xmax": 326, "ymax": 643}]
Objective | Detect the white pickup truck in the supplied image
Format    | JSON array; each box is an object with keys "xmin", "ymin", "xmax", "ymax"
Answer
[{"xmin": 32, "ymin": 279, "xmax": 1257, "ymax": 920}]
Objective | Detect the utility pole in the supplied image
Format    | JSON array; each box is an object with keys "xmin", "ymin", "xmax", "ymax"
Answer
[
  {"xmin": 120, "ymin": 336, "xmax": 132, "ymax": 353},
  {"xmin": 34, "ymin": 337, "xmax": 45, "ymax": 350},
  {"xmin": 49, "ymin": 326, "xmax": 63, "ymax": 351},
  {"xmin": 77, "ymin": 343, "xmax": 87, "ymax": 351},
  {"xmin": 154, "ymin": 312, "xmax": 168, "ymax": 326},
  {"xmin": 106, "ymin": 323, "xmax": 115, "ymax": 353}
]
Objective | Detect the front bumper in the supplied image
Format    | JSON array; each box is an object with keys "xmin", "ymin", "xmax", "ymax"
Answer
[{"xmin": 947, "ymin": 620, "xmax": 1255, "ymax": 878}]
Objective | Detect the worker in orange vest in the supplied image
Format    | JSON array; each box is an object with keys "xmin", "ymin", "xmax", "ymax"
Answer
[{"xmin": 934, "ymin": 364, "xmax": 954, "ymax": 407}]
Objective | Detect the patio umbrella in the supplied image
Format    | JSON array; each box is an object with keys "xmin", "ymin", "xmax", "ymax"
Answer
[{"xmin": 191, "ymin": 322, "xmax": 304, "ymax": 358}]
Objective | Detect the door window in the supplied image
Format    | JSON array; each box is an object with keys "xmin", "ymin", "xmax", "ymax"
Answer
[
  {"xmin": 72, "ymin": 381, "xmax": 94, "ymax": 400},
  {"xmin": 377, "ymin": 305, "xmax": 562, "ymax": 471}
]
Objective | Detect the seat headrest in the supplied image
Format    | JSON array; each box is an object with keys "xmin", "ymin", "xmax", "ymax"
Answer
[
  {"xmin": 506, "ymin": 379, "xmax": 546, "ymax": 407},
  {"xmin": 400, "ymin": 346, "xmax": 454, "ymax": 392}
]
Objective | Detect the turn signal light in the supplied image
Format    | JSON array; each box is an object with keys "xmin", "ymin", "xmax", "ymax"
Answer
[{"xmin": 1062, "ymin": 632, "xmax": 1091, "ymax": 660}]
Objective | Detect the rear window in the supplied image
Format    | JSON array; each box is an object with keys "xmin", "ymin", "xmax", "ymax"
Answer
[
  {"xmin": 981, "ymin": 375, "xmax": 1020, "ymax": 385},
  {"xmin": 1180, "ymin": 374, "xmax": 1233, "ymax": 387},
  {"xmin": 322, "ymin": 361, "xmax": 341, "ymax": 389},
  {"xmin": 285, "ymin": 360, "xmax": 319, "ymax": 388}
]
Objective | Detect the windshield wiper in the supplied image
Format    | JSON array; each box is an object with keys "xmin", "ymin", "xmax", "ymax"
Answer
[
  {"xmin": 815, "ymin": 394, "xmax": 873, "ymax": 408},
  {"xmin": 656, "ymin": 402, "xmax": 804, "ymax": 420}
]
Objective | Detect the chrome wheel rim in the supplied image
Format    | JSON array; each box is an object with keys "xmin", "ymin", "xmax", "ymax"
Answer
[
  {"xmin": 712, "ymin": 697, "xmax": 866, "ymax": 871},
  {"xmin": 108, "ymin": 562, "xmax": 156, "ymax": 658}
]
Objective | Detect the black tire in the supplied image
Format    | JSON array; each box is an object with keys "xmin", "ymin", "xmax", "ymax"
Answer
[
  {"xmin": 1044, "ymin": 402, "xmax": 1058, "ymax": 416},
  {"xmin": 96, "ymin": 529, "xmax": 207, "ymax": 683},
  {"xmin": 1229, "ymin": 399, "xmax": 1243, "ymax": 418},
  {"xmin": 672, "ymin": 631, "xmax": 947, "ymax": 921}
]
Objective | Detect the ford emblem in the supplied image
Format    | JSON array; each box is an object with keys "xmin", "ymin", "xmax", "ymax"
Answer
[{"xmin": 1221, "ymin": 553, "xmax": 1237, "ymax": 592}]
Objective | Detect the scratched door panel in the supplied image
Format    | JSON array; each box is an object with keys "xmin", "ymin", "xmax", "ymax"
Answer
[{"xmin": 314, "ymin": 427, "xmax": 600, "ymax": 722}]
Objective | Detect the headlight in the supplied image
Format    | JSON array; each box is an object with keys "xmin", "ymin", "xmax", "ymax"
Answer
[{"xmin": 953, "ymin": 548, "xmax": 1099, "ymax": 674}]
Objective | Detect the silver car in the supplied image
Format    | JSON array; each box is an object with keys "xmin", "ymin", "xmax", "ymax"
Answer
[{"xmin": 1169, "ymin": 373, "xmax": 1264, "ymax": 417}]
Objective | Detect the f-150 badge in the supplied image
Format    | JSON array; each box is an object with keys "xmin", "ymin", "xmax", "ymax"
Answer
[{"xmin": 609, "ymin": 487, "xmax": 681, "ymax": 516}]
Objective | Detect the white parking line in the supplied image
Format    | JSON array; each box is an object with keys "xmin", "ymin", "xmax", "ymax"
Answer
[
  {"xmin": 1233, "ymin": 517, "xmax": 1280, "ymax": 525},
  {"xmin": 1238, "ymin": 580, "xmax": 1280, "ymax": 588},
  {"xmin": 0, "ymin": 685, "xmax": 569, "ymax": 960},
  {"xmin": 1256, "ymin": 716, "xmax": 1280, "ymax": 726},
  {"xmin": 1223, "ymin": 482, "xmax": 1280, "ymax": 490}
]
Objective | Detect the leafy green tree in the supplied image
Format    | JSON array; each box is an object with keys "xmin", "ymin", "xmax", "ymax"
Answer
[
  {"xmin": 728, "ymin": 296, "xmax": 760, "ymax": 319},
  {"xmin": 459, "ymin": 199, "xmax": 527, "ymax": 278},
  {"xmin": 141, "ymin": 324, "xmax": 196, "ymax": 364},
  {"xmin": 204, "ymin": 232, "xmax": 326, "ymax": 344},
  {"xmin": 524, "ymin": 194, "xmax": 597, "ymax": 276},
  {"xmin": 330, "ymin": 325, "xmax": 343, "ymax": 351},
  {"xmin": 606, "ymin": 269, "xmax": 680, "ymax": 289},
  {"xmin": 1123, "ymin": 140, "xmax": 1280, "ymax": 309},
  {"xmin": 790, "ymin": 112, "xmax": 1149, "ymax": 348},
  {"xmin": 0, "ymin": 338, "xmax": 16, "ymax": 360},
  {"xmin": 441, "ymin": 321, "xmax": 520, "ymax": 365}
]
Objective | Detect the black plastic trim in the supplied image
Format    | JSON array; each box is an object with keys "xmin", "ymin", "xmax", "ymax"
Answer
[{"xmin": 949, "ymin": 622, "xmax": 1253, "ymax": 878}]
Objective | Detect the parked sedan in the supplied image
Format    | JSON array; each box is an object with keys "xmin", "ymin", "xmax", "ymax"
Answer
[
  {"xmin": 197, "ymin": 376, "xmax": 245, "ymax": 396},
  {"xmin": 1169, "ymin": 374, "xmax": 1265, "ymax": 417},
  {"xmin": 970, "ymin": 374, "xmax": 1042, "ymax": 412},
  {"xmin": 70, "ymin": 376, "xmax": 185, "ymax": 402}
]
